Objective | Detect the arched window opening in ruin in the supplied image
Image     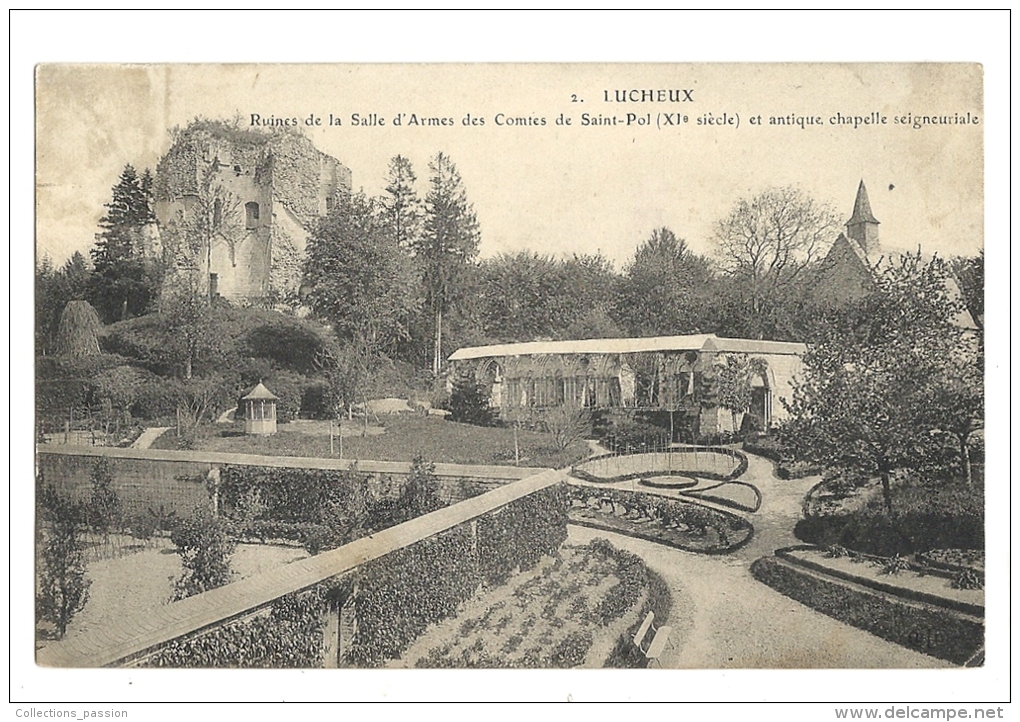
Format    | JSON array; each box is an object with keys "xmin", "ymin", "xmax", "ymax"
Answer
[
  {"xmin": 325, "ymin": 195, "xmax": 335, "ymax": 212},
  {"xmin": 245, "ymin": 202, "xmax": 260, "ymax": 229},
  {"xmin": 212, "ymin": 198, "xmax": 222, "ymax": 229}
]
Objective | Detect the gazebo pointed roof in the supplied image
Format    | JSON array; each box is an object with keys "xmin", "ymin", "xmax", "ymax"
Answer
[{"xmin": 242, "ymin": 382, "xmax": 278, "ymax": 401}]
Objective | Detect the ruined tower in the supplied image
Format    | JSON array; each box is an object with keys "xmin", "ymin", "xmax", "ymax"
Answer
[{"xmin": 152, "ymin": 122, "xmax": 351, "ymax": 305}]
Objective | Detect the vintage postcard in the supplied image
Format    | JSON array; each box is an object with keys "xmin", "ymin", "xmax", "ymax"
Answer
[{"xmin": 28, "ymin": 59, "xmax": 992, "ymax": 694}]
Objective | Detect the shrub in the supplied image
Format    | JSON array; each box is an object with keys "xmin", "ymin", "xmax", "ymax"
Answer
[
  {"xmin": 299, "ymin": 379, "xmax": 332, "ymax": 419},
  {"xmin": 543, "ymin": 406, "xmax": 592, "ymax": 451},
  {"xmin": 880, "ymin": 554, "xmax": 911, "ymax": 575},
  {"xmin": 86, "ymin": 458, "xmax": 122, "ymax": 536},
  {"xmin": 826, "ymin": 544, "xmax": 849, "ymax": 559},
  {"xmin": 36, "ymin": 486, "xmax": 91, "ymax": 638},
  {"xmin": 396, "ymin": 455, "xmax": 443, "ymax": 521},
  {"xmin": 128, "ymin": 512, "xmax": 158, "ymax": 541},
  {"xmin": 952, "ymin": 569, "xmax": 983, "ymax": 590},
  {"xmin": 448, "ymin": 369, "xmax": 494, "ymax": 426},
  {"xmin": 170, "ymin": 505, "xmax": 236, "ymax": 600}
]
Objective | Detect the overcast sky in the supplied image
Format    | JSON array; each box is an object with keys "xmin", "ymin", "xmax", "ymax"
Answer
[{"xmin": 36, "ymin": 62, "xmax": 983, "ymax": 270}]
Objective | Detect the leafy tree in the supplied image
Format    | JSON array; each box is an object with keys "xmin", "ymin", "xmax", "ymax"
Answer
[
  {"xmin": 926, "ymin": 342, "xmax": 984, "ymax": 486},
  {"xmin": 559, "ymin": 253, "xmax": 623, "ymax": 340},
  {"xmin": 171, "ymin": 505, "xmax": 235, "ymax": 600},
  {"xmin": 314, "ymin": 336, "xmax": 374, "ymax": 427},
  {"xmin": 950, "ymin": 250, "xmax": 984, "ymax": 331},
  {"xmin": 36, "ymin": 485, "xmax": 91, "ymax": 638},
  {"xmin": 87, "ymin": 258, "xmax": 164, "ymax": 324},
  {"xmin": 785, "ymin": 253, "xmax": 973, "ymax": 512},
  {"xmin": 158, "ymin": 275, "xmax": 221, "ymax": 380},
  {"xmin": 415, "ymin": 152, "xmax": 481, "ymax": 374},
  {"xmin": 714, "ymin": 187, "xmax": 840, "ymax": 339},
  {"xmin": 614, "ymin": 228, "xmax": 715, "ymax": 336},
  {"xmin": 477, "ymin": 251, "xmax": 564, "ymax": 342},
  {"xmin": 304, "ymin": 190, "xmax": 415, "ymax": 353}
]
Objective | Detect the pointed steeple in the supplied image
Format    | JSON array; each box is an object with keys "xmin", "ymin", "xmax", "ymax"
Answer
[{"xmin": 846, "ymin": 180, "xmax": 880, "ymax": 255}]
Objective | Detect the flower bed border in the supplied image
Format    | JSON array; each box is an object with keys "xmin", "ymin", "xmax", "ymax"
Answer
[
  {"xmin": 566, "ymin": 489, "xmax": 754, "ymax": 556},
  {"xmin": 775, "ymin": 545, "xmax": 983, "ymax": 617},
  {"xmin": 751, "ymin": 553, "xmax": 983, "ymax": 665},
  {"xmin": 572, "ymin": 446, "xmax": 749, "ymax": 485},
  {"xmin": 681, "ymin": 481, "xmax": 763, "ymax": 514}
]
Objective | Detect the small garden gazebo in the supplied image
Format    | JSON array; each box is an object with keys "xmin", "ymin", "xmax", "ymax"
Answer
[{"xmin": 242, "ymin": 382, "xmax": 278, "ymax": 436}]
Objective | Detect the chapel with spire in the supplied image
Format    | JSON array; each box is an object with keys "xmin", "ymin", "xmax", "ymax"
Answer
[{"xmin": 812, "ymin": 180, "xmax": 979, "ymax": 332}]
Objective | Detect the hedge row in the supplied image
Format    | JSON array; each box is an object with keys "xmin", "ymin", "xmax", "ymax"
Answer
[
  {"xmin": 742, "ymin": 436, "xmax": 822, "ymax": 479},
  {"xmin": 141, "ymin": 483, "xmax": 570, "ymax": 668},
  {"xmin": 795, "ymin": 482, "xmax": 984, "ymax": 557},
  {"xmin": 349, "ymin": 483, "xmax": 570, "ymax": 667},
  {"xmin": 219, "ymin": 465, "xmax": 375, "ymax": 524},
  {"xmin": 140, "ymin": 583, "xmax": 338, "ymax": 668},
  {"xmin": 750, "ymin": 555, "xmax": 983, "ymax": 665}
]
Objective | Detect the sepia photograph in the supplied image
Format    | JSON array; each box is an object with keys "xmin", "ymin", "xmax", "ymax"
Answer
[{"xmin": 13, "ymin": 10, "xmax": 1009, "ymax": 709}]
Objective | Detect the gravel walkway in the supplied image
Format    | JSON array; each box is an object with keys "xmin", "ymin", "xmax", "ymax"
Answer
[
  {"xmin": 131, "ymin": 426, "xmax": 171, "ymax": 449},
  {"xmin": 566, "ymin": 452, "xmax": 949, "ymax": 668}
]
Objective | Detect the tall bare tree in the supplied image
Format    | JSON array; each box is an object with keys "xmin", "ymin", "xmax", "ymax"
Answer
[{"xmin": 715, "ymin": 187, "xmax": 840, "ymax": 339}]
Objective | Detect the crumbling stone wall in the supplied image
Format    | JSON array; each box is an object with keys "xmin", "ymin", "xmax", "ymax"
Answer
[{"xmin": 152, "ymin": 123, "xmax": 351, "ymax": 305}]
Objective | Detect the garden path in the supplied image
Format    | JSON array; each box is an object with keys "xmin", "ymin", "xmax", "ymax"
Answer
[
  {"xmin": 567, "ymin": 452, "xmax": 949, "ymax": 668},
  {"xmin": 568, "ymin": 524, "xmax": 948, "ymax": 668},
  {"xmin": 130, "ymin": 426, "xmax": 171, "ymax": 449}
]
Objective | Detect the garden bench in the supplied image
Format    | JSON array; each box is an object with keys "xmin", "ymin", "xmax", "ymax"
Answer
[{"xmin": 633, "ymin": 611, "xmax": 672, "ymax": 667}]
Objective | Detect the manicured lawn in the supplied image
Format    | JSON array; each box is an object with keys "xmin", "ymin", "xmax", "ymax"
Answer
[{"xmin": 153, "ymin": 414, "xmax": 590, "ymax": 469}]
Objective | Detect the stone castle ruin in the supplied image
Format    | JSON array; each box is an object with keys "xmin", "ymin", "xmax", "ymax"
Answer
[{"xmin": 152, "ymin": 123, "xmax": 351, "ymax": 304}]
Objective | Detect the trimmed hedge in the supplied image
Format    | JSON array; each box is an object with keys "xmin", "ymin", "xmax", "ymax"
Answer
[
  {"xmin": 140, "ymin": 582, "xmax": 342, "ymax": 667},
  {"xmin": 795, "ymin": 482, "xmax": 984, "ymax": 557},
  {"xmin": 775, "ymin": 546, "xmax": 983, "ymax": 617},
  {"xmin": 742, "ymin": 435, "xmax": 822, "ymax": 479},
  {"xmin": 219, "ymin": 464, "xmax": 374, "ymax": 525},
  {"xmin": 137, "ymin": 482, "xmax": 571, "ymax": 668},
  {"xmin": 572, "ymin": 446, "xmax": 748, "ymax": 485},
  {"xmin": 348, "ymin": 483, "xmax": 569, "ymax": 667},
  {"xmin": 751, "ymin": 555, "xmax": 983, "ymax": 665}
]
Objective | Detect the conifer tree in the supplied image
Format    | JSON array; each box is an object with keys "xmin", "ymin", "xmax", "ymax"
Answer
[
  {"xmin": 415, "ymin": 152, "xmax": 480, "ymax": 375},
  {"xmin": 91, "ymin": 164, "xmax": 155, "ymax": 269},
  {"xmin": 380, "ymin": 155, "xmax": 423, "ymax": 252}
]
